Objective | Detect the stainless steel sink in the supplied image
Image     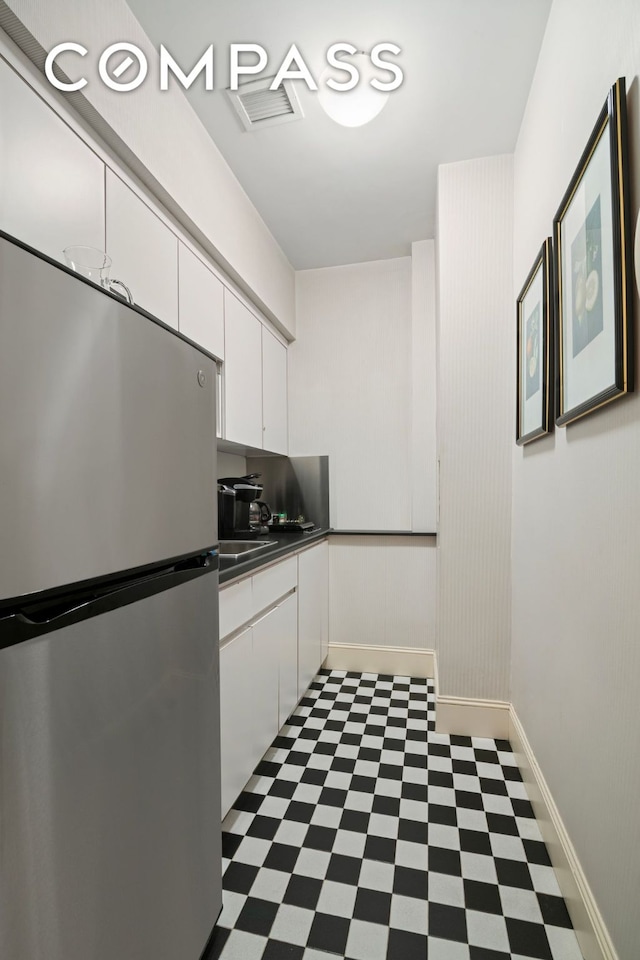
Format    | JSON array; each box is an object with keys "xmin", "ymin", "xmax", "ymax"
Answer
[{"xmin": 218, "ymin": 540, "xmax": 275, "ymax": 559}]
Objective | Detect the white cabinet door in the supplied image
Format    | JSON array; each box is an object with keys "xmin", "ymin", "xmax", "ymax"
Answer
[
  {"xmin": 224, "ymin": 290, "xmax": 263, "ymax": 448},
  {"xmin": 178, "ymin": 243, "xmax": 224, "ymax": 359},
  {"xmin": 219, "ymin": 627, "xmax": 254, "ymax": 818},
  {"xmin": 106, "ymin": 169, "xmax": 178, "ymax": 328},
  {"xmin": 318, "ymin": 541, "xmax": 329, "ymax": 664},
  {"xmin": 298, "ymin": 543, "xmax": 329, "ymax": 698},
  {"xmin": 0, "ymin": 59, "xmax": 104, "ymax": 264},
  {"xmin": 277, "ymin": 593, "xmax": 299, "ymax": 729},
  {"xmin": 262, "ymin": 328, "xmax": 288, "ymax": 454},
  {"xmin": 251, "ymin": 607, "xmax": 282, "ymax": 765}
]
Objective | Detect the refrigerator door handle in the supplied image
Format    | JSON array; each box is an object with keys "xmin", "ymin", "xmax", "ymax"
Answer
[
  {"xmin": 1, "ymin": 552, "xmax": 218, "ymax": 649},
  {"xmin": 17, "ymin": 596, "xmax": 98, "ymax": 627}
]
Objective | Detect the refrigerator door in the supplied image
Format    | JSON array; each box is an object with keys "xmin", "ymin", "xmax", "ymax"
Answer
[
  {"xmin": 0, "ymin": 233, "xmax": 217, "ymax": 603},
  {"xmin": 0, "ymin": 565, "xmax": 221, "ymax": 960}
]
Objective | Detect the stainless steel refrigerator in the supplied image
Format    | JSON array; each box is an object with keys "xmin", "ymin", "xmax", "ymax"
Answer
[{"xmin": 0, "ymin": 232, "xmax": 222, "ymax": 960}]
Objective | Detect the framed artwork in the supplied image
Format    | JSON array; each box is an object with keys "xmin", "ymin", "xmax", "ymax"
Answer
[
  {"xmin": 554, "ymin": 77, "xmax": 634, "ymax": 426},
  {"xmin": 516, "ymin": 238, "xmax": 553, "ymax": 445}
]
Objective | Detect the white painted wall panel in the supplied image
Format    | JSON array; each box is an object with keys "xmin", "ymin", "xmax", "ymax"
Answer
[
  {"xmin": 436, "ymin": 155, "xmax": 513, "ymax": 701},
  {"xmin": 329, "ymin": 537, "xmax": 435, "ymax": 650},
  {"xmin": 290, "ymin": 258, "xmax": 412, "ymax": 530},
  {"xmin": 411, "ymin": 240, "xmax": 437, "ymax": 532},
  {"xmin": 216, "ymin": 451, "xmax": 247, "ymax": 480},
  {"xmin": 0, "ymin": 55, "xmax": 104, "ymax": 261},
  {"xmin": 511, "ymin": 3, "xmax": 640, "ymax": 955}
]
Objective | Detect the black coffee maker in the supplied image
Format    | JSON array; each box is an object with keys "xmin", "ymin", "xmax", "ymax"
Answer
[{"xmin": 218, "ymin": 474, "xmax": 264, "ymax": 539}]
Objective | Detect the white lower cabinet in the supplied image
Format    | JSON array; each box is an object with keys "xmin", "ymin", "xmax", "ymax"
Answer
[
  {"xmin": 251, "ymin": 606, "xmax": 282, "ymax": 766},
  {"xmin": 297, "ymin": 542, "xmax": 329, "ymax": 698},
  {"xmin": 277, "ymin": 593, "xmax": 299, "ymax": 729},
  {"xmin": 220, "ymin": 598, "xmax": 289, "ymax": 819},
  {"xmin": 219, "ymin": 626, "xmax": 254, "ymax": 818},
  {"xmin": 219, "ymin": 541, "xmax": 328, "ymax": 818},
  {"xmin": 318, "ymin": 541, "xmax": 329, "ymax": 664}
]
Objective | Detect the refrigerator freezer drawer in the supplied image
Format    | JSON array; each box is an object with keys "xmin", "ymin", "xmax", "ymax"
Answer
[
  {"xmin": 0, "ymin": 568, "xmax": 221, "ymax": 960},
  {"xmin": 0, "ymin": 233, "xmax": 217, "ymax": 602}
]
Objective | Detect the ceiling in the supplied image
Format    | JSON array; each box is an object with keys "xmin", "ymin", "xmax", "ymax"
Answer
[{"xmin": 125, "ymin": 0, "xmax": 551, "ymax": 270}]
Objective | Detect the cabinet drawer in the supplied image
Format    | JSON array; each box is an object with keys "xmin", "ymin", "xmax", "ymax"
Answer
[
  {"xmin": 219, "ymin": 577, "xmax": 252, "ymax": 640},
  {"xmin": 252, "ymin": 557, "xmax": 297, "ymax": 617},
  {"xmin": 219, "ymin": 626, "xmax": 253, "ymax": 817}
]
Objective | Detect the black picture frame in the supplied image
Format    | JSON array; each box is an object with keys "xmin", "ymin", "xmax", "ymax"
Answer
[
  {"xmin": 554, "ymin": 77, "xmax": 634, "ymax": 426},
  {"xmin": 516, "ymin": 238, "xmax": 553, "ymax": 445}
]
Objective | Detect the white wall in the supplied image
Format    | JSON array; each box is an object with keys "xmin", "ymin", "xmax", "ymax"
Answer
[
  {"xmin": 329, "ymin": 536, "xmax": 435, "ymax": 650},
  {"xmin": 217, "ymin": 452, "xmax": 247, "ymax": 480},
  {"xmin": 511, "ymin": 2, "xmax": 640, "ymax": 956},
  {"xmin": 290, "ymin": 256, "xmax": 423, "ymax": 531},
  {"xmin": 411, "ymin": 240, "xmax": 437, "ymax": 531},
  {"xmin": 290, "ymin": 252, "xmax": 436, "ymax": 651},
  {"xmin": 436, "ymin": 155, "xmax": 514, "ymax": 701},
  {"xmin": 0, "ymin": 0, "xmax": 295, "ymax": 336}
]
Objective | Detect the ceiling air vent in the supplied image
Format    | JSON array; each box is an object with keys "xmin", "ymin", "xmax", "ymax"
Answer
[{"xmin": 226, "ymin": 76, "xmax": 304, "ymax": 132}]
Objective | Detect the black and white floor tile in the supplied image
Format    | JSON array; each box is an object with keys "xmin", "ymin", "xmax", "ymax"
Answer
[{"xmin": 210, "ymin": 669, "xmax": 583, "ymax": 960}]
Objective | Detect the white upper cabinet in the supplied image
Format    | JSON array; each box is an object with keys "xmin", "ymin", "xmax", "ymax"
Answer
[
  {"xmin": 223, "ymin": 290, "xmax": 263, "ymax": 448},
  {"xmin": 262, "ymin": 328, "xmax": 288, "ymax": 455},
  {"xmin": 178, "ymin": 243, "xmax": 224, "ymax": 359},
  {"xmin": 106, "ymin": 169, "xmax": 178, "ymax": 328},
  {"xmin": 223, "ymin": 289, "xmax": 288, "ymax": 452},
  {"xmin": 0, "ymin": 59, "xmax": 104, "ymax": 263}
]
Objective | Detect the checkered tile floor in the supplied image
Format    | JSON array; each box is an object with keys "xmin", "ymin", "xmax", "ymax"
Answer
[{"xmin": 209, "ymin": 670, "xmax": 583, "ymax": 960}]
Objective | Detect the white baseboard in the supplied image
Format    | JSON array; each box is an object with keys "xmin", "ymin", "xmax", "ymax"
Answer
[
  {"xmin": 509, "ymin": 707, "xmax": 617, "ymax": 960},
  {"xmin": 324, "ymin": 643, "xmax": 435, "ymax": 679},
  {"xmin": 431, "ymin": 651, "xmax": 510, "ymax": 739},
  {"xmin": 435, "ymin": 695, "xmax": 511, "ymax": 739}
]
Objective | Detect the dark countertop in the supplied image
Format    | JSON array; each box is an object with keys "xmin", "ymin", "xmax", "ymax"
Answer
[
  {"xmin": 219, "ymin": 527, "xmax": 330, "ymax": 585},
  {"xmin": 330, "ymin": 530, "xmax": 437, "ymax": 537}
]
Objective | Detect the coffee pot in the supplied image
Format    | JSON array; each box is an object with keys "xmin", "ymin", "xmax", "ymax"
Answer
[
  {"xmin": 217, "ymin": 474, "xmax": 264, "ymax": 539},
  {"xmin": 249, "ymin": 500, "xmax": 272, "ymax": 534}
]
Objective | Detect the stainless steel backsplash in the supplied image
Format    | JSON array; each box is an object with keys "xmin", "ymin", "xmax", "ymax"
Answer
[{"xmin": 246, "ymin": 455, "xmax": 330, "ymax": 529}]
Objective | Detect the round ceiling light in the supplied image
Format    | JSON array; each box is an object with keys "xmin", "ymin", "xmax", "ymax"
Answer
[{"xmin": 317, "ymin": 51, "xmax": 390, "ymax": 128}]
